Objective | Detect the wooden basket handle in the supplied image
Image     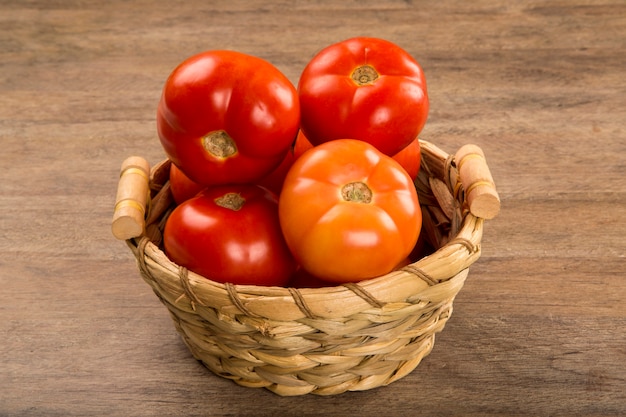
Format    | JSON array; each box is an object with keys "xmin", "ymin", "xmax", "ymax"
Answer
[
  {"xmin": 454, "ymin": 144, "xmax": 501, "ymax": 219},
  {"xmin": 111, "ymin": 156, "xmax": 151, "ymax": 240}
]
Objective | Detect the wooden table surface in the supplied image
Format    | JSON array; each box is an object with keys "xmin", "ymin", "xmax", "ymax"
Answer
[{"xmin": 1, "ymin": 1, "xmax": 624, "ymax": 415}]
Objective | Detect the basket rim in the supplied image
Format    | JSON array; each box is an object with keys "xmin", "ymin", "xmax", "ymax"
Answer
[{"xmin": 127, "ymin": 139, "xmax": 486, "ymax": 321}]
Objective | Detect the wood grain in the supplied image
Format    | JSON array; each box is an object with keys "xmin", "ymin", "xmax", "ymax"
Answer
[{"xmin": 1, "ymin": 0, "xmax": 624, "ymax": 415}]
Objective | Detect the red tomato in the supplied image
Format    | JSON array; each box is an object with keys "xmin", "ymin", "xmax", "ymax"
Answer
[
  {"xmin": 169, "ymin": 163, "xmax": 205, "ymax": 205},
  {"xmin": 279, "ymin": 139, "xmax": 422, "ymax": 283},
  {"xmin": 163, "ymin": 184, "xmax": 296, "ymax": 286},
  {"xmin": 293, "ymin": 130, "xmax": 314, "ymax": 159},
  {"xmin": 157, "ymin": 50, "xmax": 300, "ymax": 187},
  {"xmin": 298, "ymin": 37, "xmax": 429, "ymax": 156},
  {"xmin": 296, "ymin": 130, "xmax": 421, "ymax": 179},
  {"xmin": 256, "ymin": 131, "xmax": 317, "ymax": 195},
  {"xmin": 256, "ymin": 146, "xmax": 296, "ymax": 196},
  {"xmin": 392, "ymin": 137, "xmax": 421, "ymax": 179}
]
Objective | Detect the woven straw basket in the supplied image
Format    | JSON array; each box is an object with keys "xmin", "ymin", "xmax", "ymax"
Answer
[{"xmin": 114, "ymin": 139, "xmax": 499, "ymax": 396}]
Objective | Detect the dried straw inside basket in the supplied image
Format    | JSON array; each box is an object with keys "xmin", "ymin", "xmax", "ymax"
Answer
[{"xmin": 126, "ymin": 140, "xmax": 487, "ymax": 396}]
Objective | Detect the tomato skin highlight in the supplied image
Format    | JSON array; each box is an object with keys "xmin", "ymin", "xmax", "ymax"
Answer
[
  {"xmin": 279, "ymin": 139, "xmax": 422, "ymax": 283},
  {"xmin": 298, "ymin": 37, "xmax": 429, "ymax": 156},
  {"xmin": 163, "ymin": 184, "xmax": 296, "ymax": 286},
  {"xmin": 157, "ymin": 50, "xmax": 300, "ymax": 187}
]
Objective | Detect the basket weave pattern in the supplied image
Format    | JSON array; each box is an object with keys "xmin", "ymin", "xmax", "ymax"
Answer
[{"xmin": 127, "ymin": 140, "xmax": 485, "ymax": 396}]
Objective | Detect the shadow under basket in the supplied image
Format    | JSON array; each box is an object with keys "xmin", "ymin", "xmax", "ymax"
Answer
[{"xmin": 118, "ymin": 140, "xmax": 500, "ymax": 396}]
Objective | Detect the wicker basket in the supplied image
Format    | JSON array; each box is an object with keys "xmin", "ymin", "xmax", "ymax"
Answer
[{"xmin": 115, "ymin": 139, "xmax": 499, "ymax": 396}]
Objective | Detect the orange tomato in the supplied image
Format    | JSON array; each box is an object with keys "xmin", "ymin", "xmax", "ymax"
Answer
[
  {"xmin": 279, "ymin": 139, "xmax": 422, "ymax": 283},
  {"xmin": 295, "ymin": 130, "xmax": 420, "ymax": 179}
]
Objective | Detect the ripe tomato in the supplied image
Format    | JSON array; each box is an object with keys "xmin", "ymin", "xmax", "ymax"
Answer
[
  {"xmin": 256, "ymin": 131, "xmax": 317, "ymax": 195},
  {"xmin": 394, "ymin": 257, "xmax": 412, "ymax": 270},
  {"xmin": 169, "ymin": 163, "xmax": 205, "ymax": 205},
  {"xmin": 296, "ymin": 130, "xmax": 421, "ymax": 180},
  {"xmin": 163, "ymin": 184, "xmax": 296, "ymax": 286},
  {"xmin": 293, "ymin": 130, "xmax": 314, "ymax": 159},
  {"xmin": 157, "ymin": 50, "xmax": 300, "ymax": 187},
  {"xmin": 392, "ymin": 137, "xmax": 421, "ymax": 179},
  {"xmin": 279, "ymin": 139, "xmax": 422, "ymax": 283},
  {"xmin": 256, "ymin": 145, "xmax": 296, "ymax": 196},
  {"xmin": 298, "ymin": 37, "xmax": 429, "ymax": 156}
]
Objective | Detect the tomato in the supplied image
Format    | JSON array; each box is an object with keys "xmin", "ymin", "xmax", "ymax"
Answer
[
  {"xmin": 293, "ymin": 130, "xmax": 314, "ymax": 159},
  {"xmin": 279, "ymin": 139, "xmax": 422, "ymax": 283},
  {"xmin": 256, "ymin": 145, "xmax": 296, "ymax": 196},
  {"xmin": 163, "ymin": 184, "xmax": 296, "ymax": 286},
  {"xmin": 169, "ymin": 163, "xmax": 205, "ymax": 205},
  {"xmin": 297, "ymin": 37, "xmax": 429, "ymax": 156},
  {"xmin": 392, "ymin": 137, "xmax": 421, "ymax": 179},
  {"xmin": 297, "ymin": 130, "xmax": 421, "ymax": 180},
  {"xmin": 256, "ymin": 131, "xmax": 317, "ymax": 195},
  {"xmin": 393, "ymin": 257, "xmax": 412, "ymax": 270},
  {"xmin": 157, "ymin": 50, "xmax": 300, "ymax": 187}
]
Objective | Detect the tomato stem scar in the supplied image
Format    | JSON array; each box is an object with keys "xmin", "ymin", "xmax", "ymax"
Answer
[
  {"xmin": 202, "ymin": 130, "xmax": 237, "ymax": 158},
  {"xmin": 214, "ymin": 192, "xmax": 246, "ymax": 211},
  {"xmin": 351, "ymin": 65, "xmax": 379, "ymax": 86},
  {"xmin": 342, "ymin": 182, "xmax": 372, "ymax": 203}
]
